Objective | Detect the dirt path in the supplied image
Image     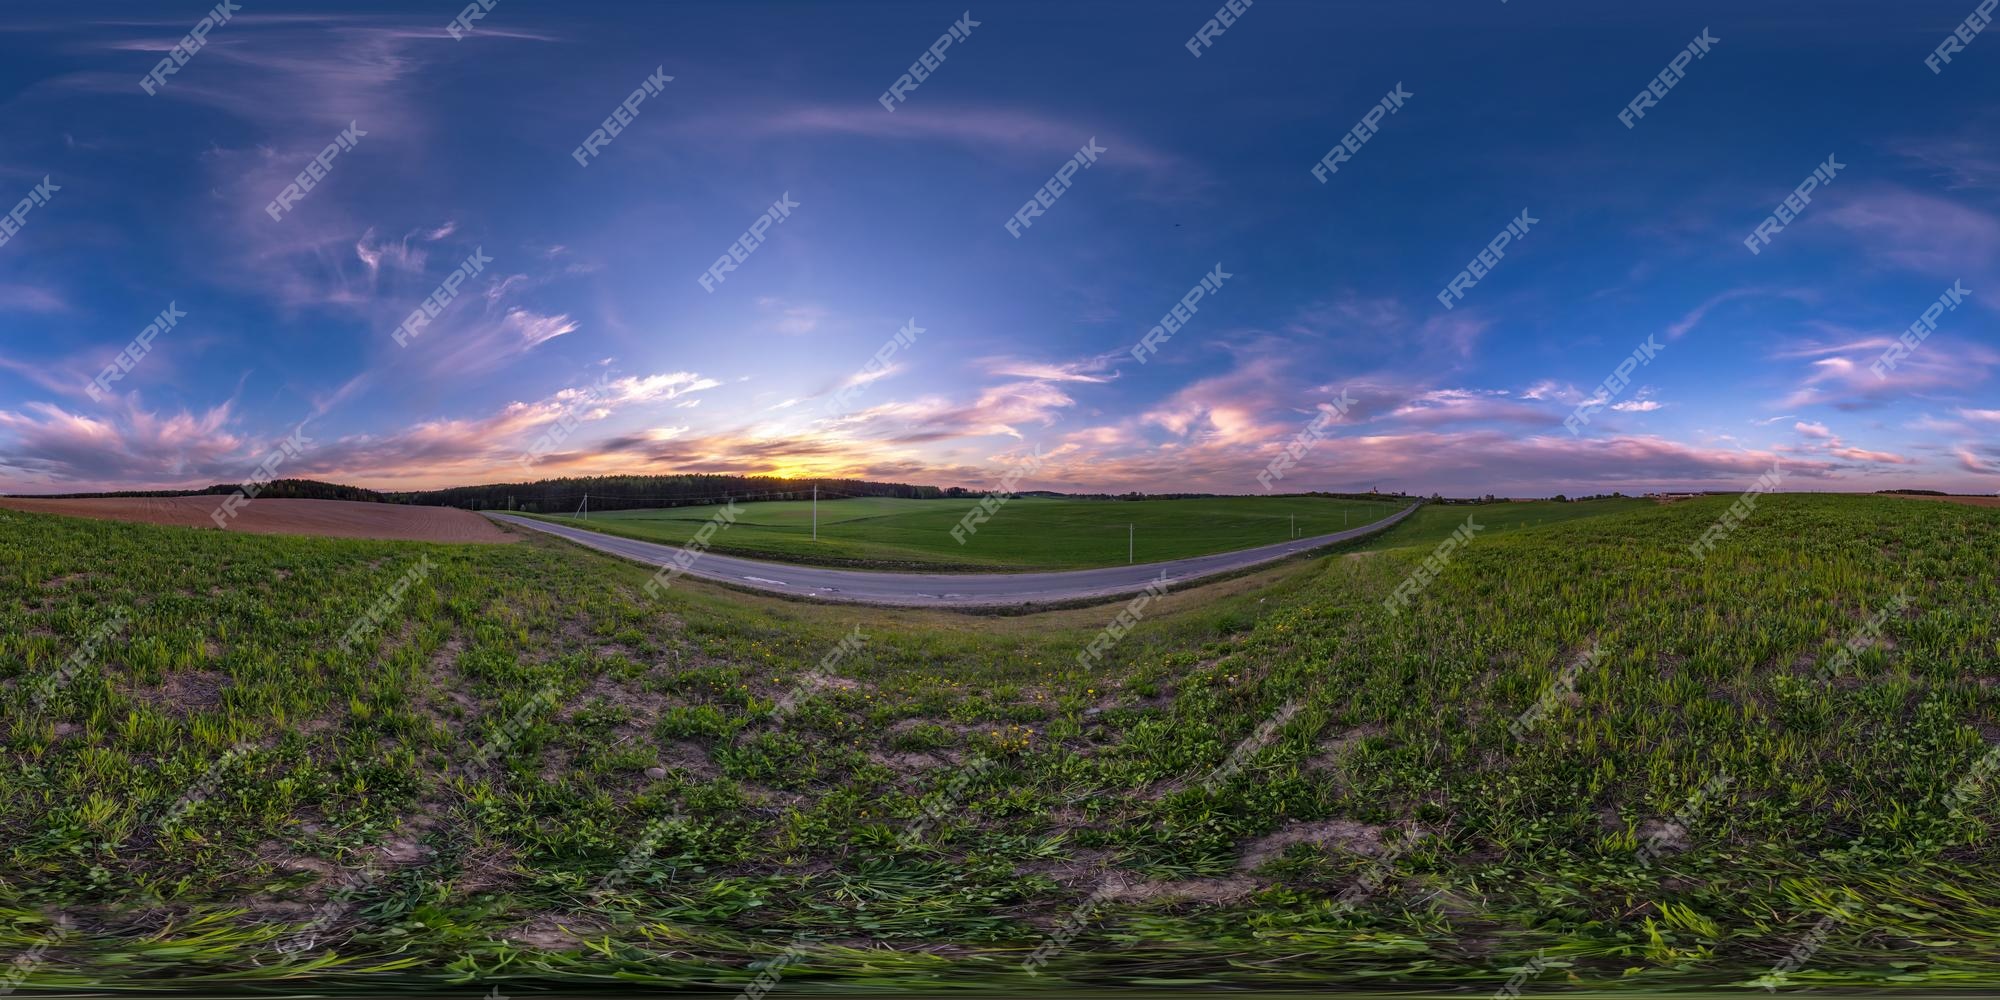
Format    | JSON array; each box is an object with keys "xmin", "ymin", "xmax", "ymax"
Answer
[{"xmin": 0, "ymin": 496, "xmax": 514, "ymax": 543}]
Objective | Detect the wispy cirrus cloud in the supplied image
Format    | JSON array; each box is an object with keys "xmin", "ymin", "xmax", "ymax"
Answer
[
  {"xmin": 407, "ymin": 308, "xmax": 580, "ymax": 378},
  {"xmin": 1775, "ymin": 335, "xmax": 1999, "ymax": 410},
  {"xmin": 1894, "ymin": 120, "xmax": 2000, "ymax": 192},
  {"xmin": 0, "ymin": 284, "xmax": 69, "ymax": 313},
  {"xmin": 838, "ymin": 379, "xmax": 1078, "ymax": 443},
  {"xmin": 1389, "ymin": 388, "xmax": 1559, "ymax": 427},
  {"xmin": 740, "ymin": 105, "xmax": 1195, "ymax": 180},
  {"xmin": 756, "ymin": 297, "xmax": 829, "ymax": 336},
  {"xmin": 602, "ymin": 371, "xmax": 722, "ymax": 405},
  {"xmin": 982, "ymin": 353, "xmax": 1121, "ymax": 384},
  {"xmin": 832, "ymin": 364, "xmax": 901, "ymax": 394},
  {"xmin": 355, "ymin": 223, "xmax": 456, "ymax": 277},
  {"xmin": 1823, "ymin": 187, "xmax": 2000, "ymax": 277},
  {"xmin": 1664, "ymin": 287, "xmax": 1813, "ymax": 340}
]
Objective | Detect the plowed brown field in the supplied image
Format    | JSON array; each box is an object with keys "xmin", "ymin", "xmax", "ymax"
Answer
[{"xmin": 1885, "ymin": 493, "xmax": 2000, "ymax": 508}]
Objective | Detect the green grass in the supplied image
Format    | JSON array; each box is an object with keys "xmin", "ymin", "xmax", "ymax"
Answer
[
  {"xmin": 3, "ymin": 494, "xmax": 1998, "ymax": 991},
  {"xmin": 526, "ymin": 494, "xmax": 1411, "ymax": 570}
]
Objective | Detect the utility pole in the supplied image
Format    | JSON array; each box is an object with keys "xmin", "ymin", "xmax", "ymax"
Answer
[
  {"xmin": 812, "ymin": 484, "xmax": 818, "ymax": 541},
  {"xmin": 1291, "ymin": 513, "xmax": 1295, "ymax": 539},
  {"xmin": 578, "ymin": 493, "xmax": 588, "ymax": 520},
  {"xmin": 1128, "ymin": 523, "xmax": 1134, "ymax": 565}
]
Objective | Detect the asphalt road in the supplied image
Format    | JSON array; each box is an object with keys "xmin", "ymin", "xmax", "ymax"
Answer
[{"xmin": 486, "ymin": 502, "xmax": 1422, "ymax": 608}]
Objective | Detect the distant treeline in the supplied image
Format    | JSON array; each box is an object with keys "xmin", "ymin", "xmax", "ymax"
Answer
[
  {"xmin": 13, "ymin": 479, "xmax": 386, "ymax": 502},
  {"xmin": 388, "ymin": 474, "xmax": 947, "ymax": 513}
]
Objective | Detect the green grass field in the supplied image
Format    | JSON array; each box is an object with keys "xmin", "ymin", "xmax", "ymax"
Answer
[
  {"xmin": 526, "ymin": 495, "xmax": 1413, "ymax": 570},
  {"xmin": 1338, "ymin": 496, "xmax": 1655, "ymax": 553},
  {"xmin": 4, "ymin": 494, "xmax": 1999, "ymax": 991}
]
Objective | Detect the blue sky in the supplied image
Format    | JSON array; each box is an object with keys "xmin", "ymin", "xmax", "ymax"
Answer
[{"xmin": 0, "ymin": 0, "xmax": 1995, "ymax": 496}]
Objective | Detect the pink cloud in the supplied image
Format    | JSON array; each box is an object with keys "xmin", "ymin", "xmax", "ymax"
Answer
[
  {"xmin": 1829, "ymin": 446, "xmax": 1913, "ymax": 465},
  {"xmin": 0, "ymin": 398, "xmax": 244, "ymax": 488},
  {"xmin": 1958, "ymin": 446, "xmax": 2000, "ymax": 476},
  {"xmin": 1780, "ymin": 420, "xmax": 1916, "ymax": 468}
]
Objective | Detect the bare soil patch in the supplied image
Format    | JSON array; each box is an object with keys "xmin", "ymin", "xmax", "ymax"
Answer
[
  {"xmin": 125, "ymin": 670, "xmax": 232, "ymax": 714},
  {"xmin": 1096, "ymin": 875, "xmax": 1264, "ymax": 905},
  {"xmin": 0, "ymin": 496, "xmax": 513, "ymax": 543},
  {"xmin": 1238, "ymin": 819, "xmax": 1388, "ymax": 870}
]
